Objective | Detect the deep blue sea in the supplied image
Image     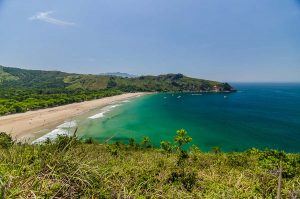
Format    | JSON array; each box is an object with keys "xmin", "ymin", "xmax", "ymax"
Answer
[{"xmin": 77, "ymin": 83, "xmax": 300, "ymax": 152}]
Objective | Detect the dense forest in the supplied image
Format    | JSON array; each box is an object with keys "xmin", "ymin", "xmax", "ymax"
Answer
[
  {"xmin": 0, "ymin": 66, "xmax": 235, "ymax": 116},
  {"xmin": 0, "ymin": 88, "xmax": 122, "ymax": 115},
  {"xmin": 0, "ymin": 130, "xmax": 299, "ymax": 198}
]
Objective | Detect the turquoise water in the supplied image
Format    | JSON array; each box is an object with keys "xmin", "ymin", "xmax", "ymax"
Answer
[{"xmin": 78, "ymin": 83, "xmax": 300, "ymax": 152}]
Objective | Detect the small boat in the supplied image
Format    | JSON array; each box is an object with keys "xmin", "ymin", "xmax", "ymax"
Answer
[
  {"xmin": 177, "ymin": 96, "xmax": 181, "ymax": 98},
  {"xmin": 224, "ymin": 96, "xmax": 227, "ymax": 98}
]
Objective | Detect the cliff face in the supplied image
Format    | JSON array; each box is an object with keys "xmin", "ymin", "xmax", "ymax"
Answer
[{"xmin": 0, "ymin": 66, "xmax": 235, "ymax": 92}]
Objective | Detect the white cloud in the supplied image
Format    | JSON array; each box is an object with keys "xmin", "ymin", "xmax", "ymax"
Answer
[{"xmin": 29, "ymin": 11, "xmax": 76, "ymax": 27}]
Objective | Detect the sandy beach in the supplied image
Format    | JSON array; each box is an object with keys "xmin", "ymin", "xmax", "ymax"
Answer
[{"xmin": 0, "ymin": 92, "xmax": 147, "ymax": 141}]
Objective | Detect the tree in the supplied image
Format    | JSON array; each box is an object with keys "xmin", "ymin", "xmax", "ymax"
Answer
[
  {"xmin": 174, "ymin": 129, "xmax": 192, "ymax": 165},
  {"xmin": 174, "ymin": 129, "xmax": 192, "ymax": 150},
  {"xmin": 141, "ymin": 136, "xmax": 151, "ymax": 148},
  {"xmin": 212, "ymin": 146, "xmax": 221, "ymax": 154}
]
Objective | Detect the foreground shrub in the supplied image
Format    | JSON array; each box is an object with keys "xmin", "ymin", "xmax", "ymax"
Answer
[
  {"xmin": 0, "ymin": 130, "xmax": 299, "ymax": 198},
  {"xmin": 53, "ymin": 135, "xmax": 79, "ymax": 151},
  {"xmin": 168, "ymin": 169, "xmax": 197, "ymax": 192},
  {"xmin": 0, "ymin": 132, "xmax": 13, "ymax": 149},
  {"xmin": 174, "ymin": 129, "xmax": 192, "ymax": 165},
  {"xmin": 160, "ymin": 141, "xmax": 173, "ymax": 153},
  {"xmin": 141, "ymin": 136, "xmax": 152, "ymax": 148}
]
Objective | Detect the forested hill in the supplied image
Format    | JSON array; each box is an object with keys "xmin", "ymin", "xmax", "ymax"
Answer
[
  {"xmin": 0, "ymin": 65, "xmax": 235, "ymax": 115},
  {"xmin": 0, "ymin": 66, "xmax": 235, "ymax": 92}
]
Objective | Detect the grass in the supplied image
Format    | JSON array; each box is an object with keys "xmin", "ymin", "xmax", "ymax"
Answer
[{"xmin": 0, "ymin": 132, "xmax": 299, "ymax": 198}]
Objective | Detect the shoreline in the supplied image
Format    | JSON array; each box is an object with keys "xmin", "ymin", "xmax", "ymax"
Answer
[{"xmin": 0, "ymin": 92, "xmax": 149, "ymax": 142}]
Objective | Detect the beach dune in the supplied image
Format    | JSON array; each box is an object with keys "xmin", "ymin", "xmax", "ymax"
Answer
[{"xmin": 0, "ymin": 93, "xmax": 146, "ymax": 141}]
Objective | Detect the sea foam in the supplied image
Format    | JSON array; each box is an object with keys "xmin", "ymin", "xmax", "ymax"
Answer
[
  {"xmin": 32, "ymin": 129, "xmax": 70, "ymax": 144},
  {"xmin": 57, "ymin": 121, "xmax": 77, "ymax": 128},
  {"xmin": 89, "ymin": 112, "xmax": 106, "ymax": 119},
  {"xmin": 32, "ymin": 120, "xmax": 77, "ymax": 144},
  {"xmin": 88, "ymin": 104, "xmax": 121, "ymax": 120},
  {"xmin": 109, "ymin": 104, "xmax": 121, "ymax": 108}
]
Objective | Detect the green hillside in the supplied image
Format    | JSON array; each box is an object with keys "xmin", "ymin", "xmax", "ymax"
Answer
[
  {"xmin": 0, "ymin": 66, "xmax": 19, "ymax": 83},
  {"xmin": 0, "ymin": 66, "xmax": 69, "ymax": 89},
  {"xmin": 0, "ymin": 66, "xmax": 235, "ymax": 92},
  {"xmin": 0, "ymin": 66, "xmax": 235, "ymax": 115},
  {"xmin": 0, "ymin": 131, "xmax": 299, "ymax": 198}
]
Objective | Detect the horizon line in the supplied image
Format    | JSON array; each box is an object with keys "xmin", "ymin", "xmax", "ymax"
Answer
[{"xmin": 1, "ymin": 64, "xmax": 300, "ymax": 83}]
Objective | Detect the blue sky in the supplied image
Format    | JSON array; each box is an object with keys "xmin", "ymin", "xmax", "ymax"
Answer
[{"xmin": 0, "ymin": 0, "xmax": 299, "ymax": 82}]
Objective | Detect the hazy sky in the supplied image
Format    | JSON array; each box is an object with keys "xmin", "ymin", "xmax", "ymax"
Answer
[{"xmin": 0, "ymin": 0, "xmax": 300, "ymax": 82}]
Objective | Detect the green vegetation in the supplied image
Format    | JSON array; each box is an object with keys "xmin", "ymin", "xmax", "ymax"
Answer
[
  {"xmin": 0, "ymin": 66, "xmax": 235, "ymax": 92},
  {"xmin": 0, "ymin": 88, "xmax": 122, "ymax": 115},
  {"xmin": 0, "ymin": 66, "xmax": 19, "ymax": 83},
  {"xmin": 0, "ymin": 66, "xmax": 235, "ymax": 115},
  {"xmin": 0, "ymin": 131, "xmax": 299, "ymax": 198}
]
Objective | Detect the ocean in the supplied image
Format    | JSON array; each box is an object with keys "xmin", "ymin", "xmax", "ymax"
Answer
[{"xmin": 43, "ymin": 83, "xmax": 300, "ymax": 152}]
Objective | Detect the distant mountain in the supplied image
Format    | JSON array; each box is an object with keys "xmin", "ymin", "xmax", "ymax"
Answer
[
  {"xmin": 99, "ymin": 72, "xmax": 137, "ymax": 78},
  {"xmin": 0, "ymin": 65, "xmax": 235, "ymax": 92}
]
